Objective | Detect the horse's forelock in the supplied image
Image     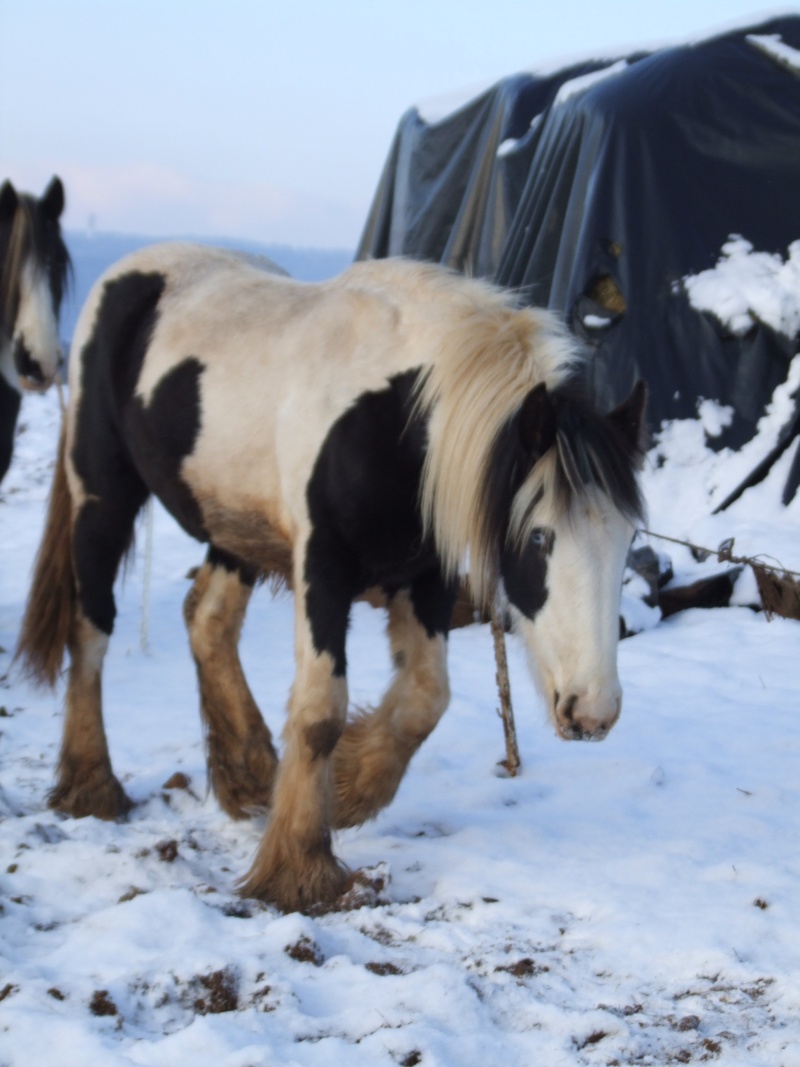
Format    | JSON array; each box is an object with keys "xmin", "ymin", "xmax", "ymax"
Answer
[{"xmin": 508, "ymin": 388, "xmax": 646, "ymax": 546}]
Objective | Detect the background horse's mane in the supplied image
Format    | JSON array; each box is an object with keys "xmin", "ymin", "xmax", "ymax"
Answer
[
  {"xmin": 412, "ymin": 269, "xmax": 643, "ymax": 605},
  {"xmin": 0, "ymin": 191, "xmax": 71, "ymax": 331}
]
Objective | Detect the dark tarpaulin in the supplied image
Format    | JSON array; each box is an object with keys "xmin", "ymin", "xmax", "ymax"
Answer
[{"xmin": 357, "ymin": 16, "xmax": 800, "ymax": 498}]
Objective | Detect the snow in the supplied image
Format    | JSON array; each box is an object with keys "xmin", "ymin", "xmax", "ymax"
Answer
[
  {"xmin": 582, "ymin": 313, "xmax": 615, "ymax": 331},
  {"xmin": 682, "ymin": 236, "xmax": 800, "ymax": 339},
  {"xmin": 1, "ymin": 238, "xmax": 800, "ymax": 1065},
  {"xmin": 553, "ymin": 60, "xmax": 629, "ymax": 106},
  {"xmin": 747, "ymin": 32, "xmax": 800, "ymax": 72}
]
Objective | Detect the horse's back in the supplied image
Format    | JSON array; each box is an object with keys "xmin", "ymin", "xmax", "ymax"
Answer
[{"xmin": 64, "ymin": 245, "xmax": 436, "ymax": 568}]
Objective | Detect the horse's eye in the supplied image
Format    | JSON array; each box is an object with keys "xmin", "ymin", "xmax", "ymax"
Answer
[{"xmin": 531, "ymin": 529, "xmax": 546, "ymax": 548}]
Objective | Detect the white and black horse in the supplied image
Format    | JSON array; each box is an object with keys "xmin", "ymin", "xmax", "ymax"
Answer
[
  {"xmin": 0, "ymin": 176, "xmax": 70, "ymax": 482},
  {"xmin": 18, "ymin": 245, "xmax": 646, "ymax": 913}
]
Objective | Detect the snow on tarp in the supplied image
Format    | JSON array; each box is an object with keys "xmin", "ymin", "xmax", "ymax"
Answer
[
  {"xmin": 683, "ymin": 237, "xmax": 800, "ymax": 341},
  {"xmin": 358, "ymin": 15, "xmax": 800, "ymax": 469},
  {"xmin": 680, "ymin": 237, "xmax": 800, "ymax": 507}
]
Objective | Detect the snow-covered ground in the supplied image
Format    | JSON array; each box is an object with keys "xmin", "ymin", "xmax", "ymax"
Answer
[{"xmin": 0, "ymin": 238, "xmax": 799, "ymax": 1066}]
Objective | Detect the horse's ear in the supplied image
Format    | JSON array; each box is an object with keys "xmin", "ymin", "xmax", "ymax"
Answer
[
  {"xmin": 0, "ymin": 181, "xmax": 18, "ymax": 223},
  {"xmin": 42, "ymin": 176, "xmax": 65, "ymax": 220},
  {"xmin": 608, "ymin": 379, "xmax": 648, "ymax": 454},
  {"xmin": 518, "ymin": 382, "xmax": 557, "ymax": 463}
]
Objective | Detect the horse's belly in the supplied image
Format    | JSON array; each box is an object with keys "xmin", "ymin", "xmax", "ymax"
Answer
[{"xmin": 201, "ymin": 496, "xmax": 293, "ymax": 581}]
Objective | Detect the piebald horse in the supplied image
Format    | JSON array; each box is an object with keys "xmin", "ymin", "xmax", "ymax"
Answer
[
  {"xmin": 0, "ymin": 177, "xmax": 69, "ymax": 482},
  {"xmin": 18, "ymin": 245, "xmax": 646, "ymax": 913}
]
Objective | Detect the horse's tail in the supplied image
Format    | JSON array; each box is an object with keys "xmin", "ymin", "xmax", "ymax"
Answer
[{"xmin": 16, "ymin": 426, "xmax": 76, "ymax": 687}]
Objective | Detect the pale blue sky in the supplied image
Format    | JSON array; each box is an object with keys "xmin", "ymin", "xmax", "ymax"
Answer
[{"xmin": 1, "ymin": 1, "xmax": 792, "ymax": 247}]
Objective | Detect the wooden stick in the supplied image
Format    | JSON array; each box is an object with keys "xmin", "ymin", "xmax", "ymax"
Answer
[{"xmin": 490, "ymin": 605, "xmax": 521, "ymax": 776}]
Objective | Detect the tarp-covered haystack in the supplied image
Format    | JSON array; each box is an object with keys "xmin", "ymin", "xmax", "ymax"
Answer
[{"xmin": 358, "ymin": 15, "xmax": 800, "ymax": 502}]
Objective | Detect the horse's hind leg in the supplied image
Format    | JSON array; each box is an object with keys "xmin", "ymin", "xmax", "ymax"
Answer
[
  {"xmin": 50, "ymin": 614, "xmax": 130, "ymax": 818},
  {"xmin": 332, "ymin": 574, "xmax": 455, "ymax": 829},
  {"xmin": 184, "ymin": 550, "xmax": 278, "ymax": 817},
  {"xmin": 51, "ymin": 485, "xmax": 146, "ymax": 819}
]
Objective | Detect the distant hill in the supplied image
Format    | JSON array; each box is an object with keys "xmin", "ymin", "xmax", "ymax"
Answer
[{"xmin": 61, "ymin": 231, "xmax": 354, "ymax": 345}]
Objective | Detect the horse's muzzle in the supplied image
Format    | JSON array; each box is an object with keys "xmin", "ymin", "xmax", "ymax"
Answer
[
  {"xmin": 553, "ymin": 690, "xmax": 621, "ymax": 741},
  {"xmin": 14, "ymin": 341, "xmax": 61, "ymax": 393}
]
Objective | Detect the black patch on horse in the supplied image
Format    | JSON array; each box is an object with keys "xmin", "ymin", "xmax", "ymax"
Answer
[
  {"xmin": 72, "ymin": 271, "xmax": 167, "ymax": 494},
  {"xmin": 481, "ymin": 392, "xmax": 553, "ymax": 617},
  {"xmin": 207, "ymin": 545, "xmax": 258, "ymax": 588},
  {"xmin": 501, "ymin": 528, "xmax": 554, "ymax": 621},
  {"xmin": 304, "ymin": 369, "xmax": 454, "ymax": 673},
  {"xmin": 127, "ymin": 357, "xmax": 208, "ymax": 542},
  {"xmin": 71, "ymin": 271, "xmax": 167, "ymax": 633}
]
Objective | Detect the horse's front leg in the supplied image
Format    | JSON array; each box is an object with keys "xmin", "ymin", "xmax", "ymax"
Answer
[
  {"xmin": 239, "ymin": 544, "xmax": 352, "ymax": 912},
  {"xmin": 332, "ymin": 572, "xmax": 455, "ymax": 829}
]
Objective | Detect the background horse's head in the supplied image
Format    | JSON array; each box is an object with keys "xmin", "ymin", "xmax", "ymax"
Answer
[
  {"xmin": 0, "ymin": 177, "xmax": 69, "ymax": 393},
  {"xmin": 501, "ymin": 380, "xmax": 647, "ymax": 741}
]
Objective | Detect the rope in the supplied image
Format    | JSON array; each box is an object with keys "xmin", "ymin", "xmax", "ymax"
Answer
[
  {"xmin": 638, "ymin": 527, "xmax": 800, "ymax": 622},
  {"xmin": 638, "ymin": 528, "xmax": 800, "ymax": 581}
]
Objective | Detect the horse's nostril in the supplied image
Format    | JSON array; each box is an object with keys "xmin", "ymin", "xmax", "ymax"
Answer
[{"xmin": 561, "ymin": 694, "xmax": 578, "ymax": 722}]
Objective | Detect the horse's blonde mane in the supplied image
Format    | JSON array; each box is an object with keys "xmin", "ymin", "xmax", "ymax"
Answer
[{"xmin": 412, "ymin": 269, "xmax": 577, "ymax": 606}]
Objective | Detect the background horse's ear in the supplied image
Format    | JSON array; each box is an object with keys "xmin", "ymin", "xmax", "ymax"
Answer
[
  {"xmin": 42, "ymin": 177, "xmax": 65, "ymax": 220},
  {"xmin": 518, "ymin": 382, "xmax": 557, "ymax": 463},
  {"xmin": 608, "ymin": 379, "xmax": 648, "ymax": 454},
  {"xmin": 0, "ymin": 181, "xmax": 18, "ymax": 222}
]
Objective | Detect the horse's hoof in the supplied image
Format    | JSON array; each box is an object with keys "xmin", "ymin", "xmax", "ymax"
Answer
[
  {"xmin": 207, "ymin": 731, "xmax": 278, "ymax": 820},
  {"xmin": 238, "ymin": 834, "xmax": 349, "ymax": 914},
  {"xmin": 48, "ymin": 770, "xmax": 132, "ymax": 820},
  {"xmin": 210, "ymin": 760, "xmax": 276, "ymax": 820}
]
